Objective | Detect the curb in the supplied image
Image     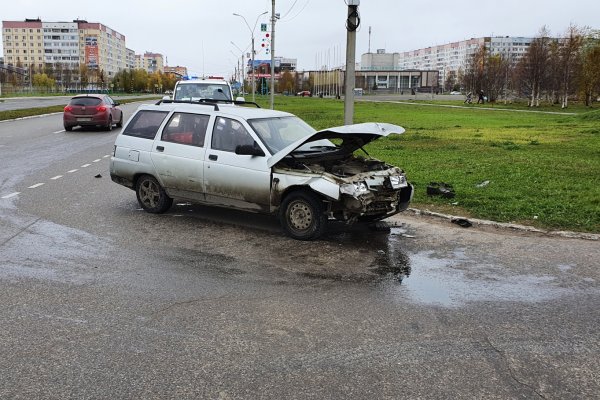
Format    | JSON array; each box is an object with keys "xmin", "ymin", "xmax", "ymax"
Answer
[
  {"xmin": 396, "ymin": 208, "xmax": 599, "ymax": 241},
  {"xmin": 0, "ymin": 112, "xmax": 62, "ymax": 123}
]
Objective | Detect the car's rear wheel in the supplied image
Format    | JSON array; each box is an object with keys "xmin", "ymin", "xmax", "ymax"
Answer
[
  {"xmin": 279, "ymin": 190, "xmax": 327, "ymax": 240},
  {"xmin": 64, "ymin": 125, "xmax": 73, "ymax": 131},
  {"xmin": 105, "ymin": 116, "xmax": 113, "ymax": 131},
  {"xmin": 135, "ymin": 175, "xmax": 173, "ymax": 213}
]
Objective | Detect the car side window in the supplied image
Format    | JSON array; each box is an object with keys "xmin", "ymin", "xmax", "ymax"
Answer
[
  {"xmin": 122, "ymin": 110, "xmax": 169, "ymax": 139},
  {"xmin": 211, "ymin": 117, "xmax": 254, "ymax": 152},
  {"xmin": 161, "ymin": 112, "xmax": 209, "ymax": 147}
]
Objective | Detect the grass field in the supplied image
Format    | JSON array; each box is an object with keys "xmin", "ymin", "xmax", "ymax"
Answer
[{"xmin": 263, "ymin": 96, "xmax": 600, "ymax": 233}]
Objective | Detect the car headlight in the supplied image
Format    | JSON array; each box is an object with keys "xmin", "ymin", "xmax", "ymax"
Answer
[
  {"xmin": 389, "ymin": 175, "xmax": 407, "ymax": 189},
  {"xmin": 340, "ymin": 182, "xmax": 369, "ymax": 196}
]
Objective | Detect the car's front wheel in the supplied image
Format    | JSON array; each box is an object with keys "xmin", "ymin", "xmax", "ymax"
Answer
[
  {"xmin": 116, "ymin": 112, "xmax": 123, "ymax": 128},
  {"xmin": 135, "ymin": 175, "xmax": 173, "ymax": 213},
  {"xmin": 279, "ymin": 190, "xmax": 327, "ymax": 240},
  {"xmin": 64, "ymin": 125, "xmax": 73, "ymax": 131}
]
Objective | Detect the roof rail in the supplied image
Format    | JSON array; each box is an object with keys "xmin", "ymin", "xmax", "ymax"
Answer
[
  {"xmin": 233, "ymin": 100, "xmax": 261, "ymax": 108},
  {"xmin": 155, "ymin": 99, "xmax": 220, "ymax": 111}
]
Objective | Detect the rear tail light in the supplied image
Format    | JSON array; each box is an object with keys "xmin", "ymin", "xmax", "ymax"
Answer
[
  {"xmin": 64, "ymin": 106, "xmax": 73, "ymax": 112},
  {"xmin": 96, "ymin": 106, "xmax": 107, "ymax": 112}
]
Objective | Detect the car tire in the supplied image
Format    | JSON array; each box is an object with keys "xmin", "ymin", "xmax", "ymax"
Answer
[
  {"xmin": 64, "ymin": 125, "xmax": 73, "ymax": 131},
  {"xmin": 279, "ymin": 190, "xmax": 327, "ymax": 240},
  {"xmin": 116, "ymin": 112, "xmax": 123, "ymax": 128},
  {"xmin": 135, "ymin": 175, "xmax": 173, "ymax": 214},
  {"xmin": 105, "ymin": 116, "xmax": 113, "ymax": 131}
]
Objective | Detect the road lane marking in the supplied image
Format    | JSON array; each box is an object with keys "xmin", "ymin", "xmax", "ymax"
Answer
[
  {"xmin": 81, "ymin": 164, "xmax": 91, "ymax": 168},
  {"xmin": 50, "ymin": 175, "xmax": 63, "ymax": 180},
  {"xmin": 68, "ymin": 169, "xmax": 78, "ymax": 173},
  {"xmin": 93, "ymin": 159, "xmax": 101, "ymax": 163},
  {"xmin": 2, "ymin": 192, "xmax": 20, "ymax": 199},
  {"xmin": 28, "ymin": 183, "xmax": 45, "ymax": 189},
  {"xmin": 103, "ymin": 155, "xmax": 110, "ymax": 158},
  {"xmin": 53, "ymin": 130, "xmax": 65, "ymax": 134}
]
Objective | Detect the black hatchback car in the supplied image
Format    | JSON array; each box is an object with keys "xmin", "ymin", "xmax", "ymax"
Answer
[{"xmin": 63, "ymin": 94, "xmax": 123, "ymax": 131}]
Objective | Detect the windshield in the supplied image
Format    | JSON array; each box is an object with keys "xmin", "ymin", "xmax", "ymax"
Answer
[
  {"xmin": 174, "ymin": 83, "xmax": 232, "ymax": 101},
  {"xmin": 248, "ymin": 116, "xmax": 320, "ymax": 153}
]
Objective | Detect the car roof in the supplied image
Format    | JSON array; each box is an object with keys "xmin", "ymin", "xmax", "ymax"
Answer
[
  {"xmin": 134, "ymin": 102, "xmax": 293, "ymax": 120},
  {"xmin": 176, "ymin": 78, "xmax": 229, "ymax": 85}
]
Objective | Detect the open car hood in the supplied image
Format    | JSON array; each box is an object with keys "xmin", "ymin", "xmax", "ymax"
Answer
[{"xmin": 267, "ymin": 122, "xmax": 405, "ymax": 168}]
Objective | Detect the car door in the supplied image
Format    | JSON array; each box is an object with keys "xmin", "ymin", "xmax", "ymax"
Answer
[
  {"xmin": 203, "ymin": 116, "xmax": 271, "ymax": 211},
  {"xmin": 150, "ymin": 112, "xmax": 210, "ymax": 201},
  {"xmin": 104, "ymin": 95, "xmax": 121, "ymax": 122}
]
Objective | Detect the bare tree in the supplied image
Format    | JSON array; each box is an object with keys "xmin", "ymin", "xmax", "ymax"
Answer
[
  {"xmin": 556, "ymin": 25, "xmax": 585, "ymax": 108},
  {"xmin": 515, "ymin": 27, "xmax": 552, "ymax": 107}
]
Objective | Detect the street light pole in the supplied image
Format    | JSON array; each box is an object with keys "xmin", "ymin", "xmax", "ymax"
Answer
[
  {"xmin": 233, "ymin": 11, "xmax": 267, "ymax": 103},
  {"xmin": 231, "ymin": 41, "xmax": 247, "ymax": 96}
]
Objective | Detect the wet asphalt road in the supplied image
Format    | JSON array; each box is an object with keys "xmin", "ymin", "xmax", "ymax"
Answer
[{"xmin": 0, "ymin": 105, "xmax": 599, "ymax": 399}]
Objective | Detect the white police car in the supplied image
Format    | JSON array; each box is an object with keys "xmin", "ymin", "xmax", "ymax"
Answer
[{"xmin": 110, "ymin": 100, "xmax": 413, "ymax": 240}]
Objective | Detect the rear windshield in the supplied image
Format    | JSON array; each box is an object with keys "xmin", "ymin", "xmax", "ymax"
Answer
[
  {"xmin": 123, "ymin": 110, "xmax": 169, "ymax": 139},
  {"xmin": 69, "ymin": 97, "xmax": 102, "ymax": 106}
]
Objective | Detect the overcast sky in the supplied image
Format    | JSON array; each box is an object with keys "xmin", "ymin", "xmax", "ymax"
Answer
[{"xmin": 2, "ymin": 0, "xmax": 599, "ymax": 77}]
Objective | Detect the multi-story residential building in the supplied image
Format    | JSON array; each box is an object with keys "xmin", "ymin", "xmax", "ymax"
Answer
[
  {"xmin": 2, "ymin": 18, "xmax": 127, "ymax": 83},
  {"xmin": 136, "ymin": 52, "xmax": 164, "ymax": 73},
  {"xmin": 125, "ymin": 48, "xmax": 136, "ymax": 70},
  {"xmin": 164, "ymin": 65, "xmax": 188, "ymax": 77},
  {"xmin": 396, "ymin": 36, "xmax": 534, "ymax": 86}
]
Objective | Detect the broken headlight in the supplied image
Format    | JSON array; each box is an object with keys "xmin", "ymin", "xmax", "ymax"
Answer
[
  {"xmin": 340, "ymin": 182, "xmax": 369, "ymax": 196},
  {"xmin": 389, "ymin": 175, "xmax": 407, "ymax": 189}
]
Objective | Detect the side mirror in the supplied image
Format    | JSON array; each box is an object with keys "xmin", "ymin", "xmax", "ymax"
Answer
[
  {"xmin": 235, "ymin": 142, "xmax": 265, "ymax": 157},
  {"xmin": 235, "ymin": 96, "xmax": 246, "ymax": 102},
  {"xmin": 113, "ymin": 101, "xmax": 120, "ymax": 106},
  {"xmin": 162, "ymin": 95, "xmax": 171, "ymax": 100}
]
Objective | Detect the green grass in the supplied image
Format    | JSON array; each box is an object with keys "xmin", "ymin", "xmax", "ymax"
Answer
[{"xmin": 262, "ymin": 96, "xmax": 600, "ymax": 233}]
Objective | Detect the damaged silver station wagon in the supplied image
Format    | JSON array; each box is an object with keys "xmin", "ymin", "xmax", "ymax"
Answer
[{"xmin": 110, "ymin": 100, "xmax": 413, "ymax": 240}]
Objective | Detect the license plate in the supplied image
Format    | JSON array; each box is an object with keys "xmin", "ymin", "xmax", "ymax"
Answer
[{"xmin": 78, "ymin": 118, "xmax": 92, "ymax": 122}]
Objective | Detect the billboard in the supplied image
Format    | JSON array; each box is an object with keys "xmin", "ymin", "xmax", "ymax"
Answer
[{"xmin": 85, "ymin": 36, "xmax": 99, "ymax": 69}]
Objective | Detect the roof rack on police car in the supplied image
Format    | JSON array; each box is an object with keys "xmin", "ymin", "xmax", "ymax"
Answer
[
  {"xmin": 155, "ymin": 99, "xmax": 220, "ymax": 111},
  {"xmin": 233, "ymin": 100, "xmax": 261, "ymax": 108}
]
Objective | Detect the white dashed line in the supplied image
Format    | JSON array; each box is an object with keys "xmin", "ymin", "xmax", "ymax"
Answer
[
  {"xmin": 50, "ymin": 175, "xmax": 63, "ymax": 180},
  {"xmin": 28, "ymin": 183, "xmax": 45, "ymax": 189},
  {"xmin": 68, "ymin": 169, "xmax": 78, "ymax": 173},
  {"xmin": 93, "ymin": 159, "xmax": 101, "ymax": 163},
  {"xmin": 53, "ymin": 130, "xmax": 65, "ymax": 134},
  {"xmin": 2, "ymin": 192, "xmax": 20, "ymax": 199},
  {"xmin": 103, "ymin": 155, "xmax": 110, "ymax": 158},
  {"xmin": 81, "ymin": 164, "xmax": 91, "ymax": 168}
]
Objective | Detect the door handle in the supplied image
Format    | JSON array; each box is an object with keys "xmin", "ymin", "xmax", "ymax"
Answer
[
  {"xmin": 208, "ymin": 154, "xmax": 218, "ymax": 161},
  {"xmin": 156, "ymin": 146, "xmax": 164, "ymax": 152}
]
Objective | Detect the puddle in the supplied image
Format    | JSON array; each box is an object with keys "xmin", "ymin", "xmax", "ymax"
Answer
[
  {"xmin": 380, "ymin": 250, "xmax": 572, "ymax": 308},
  {"xmin": 0, "ymin": 214, "xmax": 111, "ymax": 284}
]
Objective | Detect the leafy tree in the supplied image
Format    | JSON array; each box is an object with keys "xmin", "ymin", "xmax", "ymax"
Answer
[
  {"xmin": 32, "ymin": 73, "xmax": 56, "ymax": 90},
  {"xmin": 579, "ymin": 35, "xmax": 600, "ymax": 106},
  {"xmin": 278, "ymin": 70, "xmax": 295, "ymax": 93}
]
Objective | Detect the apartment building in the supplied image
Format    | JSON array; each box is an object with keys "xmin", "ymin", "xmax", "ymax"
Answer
[
  {"xmin": 2, "ymin": 18, "xmax": 126, "ymax": 80},
  {"xmin": 396, "ymin": 36, "xmax": 534, "ymax": 86},
  {"xmin": 136, "ymin": 52, "xmax": 164, "ymax": 73},
  {"xmin": 164, "ymin": 65, "xmax": 188, "ymax": 77}
]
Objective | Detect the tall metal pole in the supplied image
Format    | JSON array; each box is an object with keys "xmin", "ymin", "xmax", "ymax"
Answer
[
  {"xmin": 344, "ymin": 2, "xmax": 359, "ymax": 125},
  {"xmin": 233, "ymin": 11, "xmax": 267, "ymax": 103},
  {"xmin": 269, "ymin": 0, "xmax": 276, "ymax": 109},
  {"xmin": 251, "ymin": 36, "xmax": 256, "ymax": 102}
]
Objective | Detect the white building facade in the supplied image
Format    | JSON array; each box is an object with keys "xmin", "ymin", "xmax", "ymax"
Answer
[{"xmin": 397, "ymin": 36, "xmax": 534, "ymax": 86}]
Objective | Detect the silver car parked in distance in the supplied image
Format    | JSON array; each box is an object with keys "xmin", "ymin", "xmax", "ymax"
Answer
[{"xmin": 110, "ymin": 100, "xmax": 413, "ymax": 240}]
